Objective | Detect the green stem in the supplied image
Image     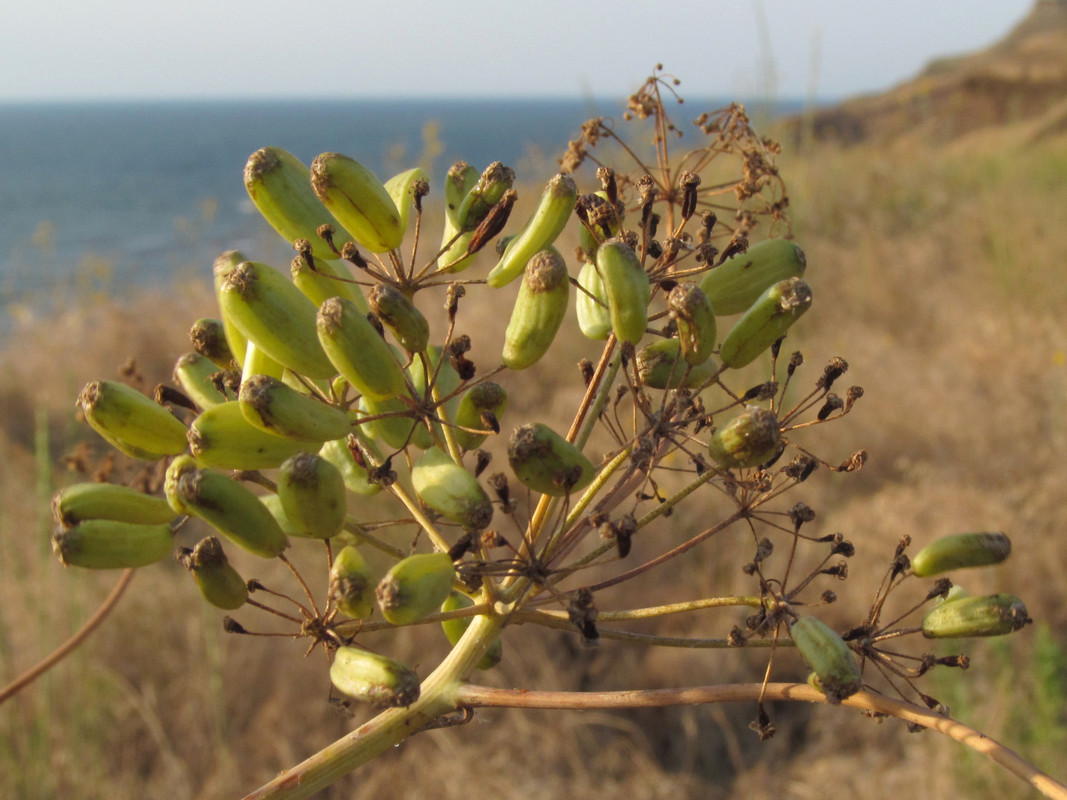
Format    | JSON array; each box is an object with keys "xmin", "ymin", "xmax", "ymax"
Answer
[{"xmin": 242, "ymin": 611, "xmax": 502, "ymax": 800}]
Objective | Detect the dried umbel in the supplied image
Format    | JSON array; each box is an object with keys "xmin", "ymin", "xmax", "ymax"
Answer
[{"xmin": 51, "ymin": 67, "xmax": 1042, "ymax": 800}]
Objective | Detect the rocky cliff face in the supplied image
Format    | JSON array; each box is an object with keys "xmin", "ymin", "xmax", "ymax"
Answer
[{"xmin": 795, "ymin": 0, "xmax": 1067, "ymax": 145}]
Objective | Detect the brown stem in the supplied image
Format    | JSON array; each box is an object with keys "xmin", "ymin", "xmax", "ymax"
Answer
[
  {"xmin": 456, "ymin": 682, "xmax": 1067, "ymax": 800},
  {"xmin": 0, "ymin": 568, "xmax": 135, "ymax": 705}
]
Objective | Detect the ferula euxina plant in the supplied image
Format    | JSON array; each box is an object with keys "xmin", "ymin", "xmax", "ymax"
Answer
[{"xmin": 45, "ymin": 67, "xmax": 1060, "ymax": 800}]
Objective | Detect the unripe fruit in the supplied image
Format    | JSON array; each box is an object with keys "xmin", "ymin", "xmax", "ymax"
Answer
[
  {"xmin": 501, "ymin": 249, "xmax": 570, "ymax": 370},
  {"xmin": 437, "ymin": 161, "xmax": 482, "ymax": 273},
  {"xmin": 667, "ymin": 282, "xmax": 717, "ymax": 365},
  {"xmin": 368, "ymin": 284, "xmax": 430, "ymax": 353},
  {"xmin": 329, "ymin": 545, "xmax": 376, "ymax": 620},
  {"xmin": 487, "ymin": 173, "xmax": 578, "ymax": 288},
  {"xmin": 440, "ymin": 591, "xmax": 502, "ymax": 670},
  {"xmin": 244, "ymin": 146, "xmax": 343, "ymax": 261},
  {"xmin": 575, "ymin": 260, "xmax": 612, "ymax": 341},
  {"xmin": 922, "ymin": 594, "xmax": 1030, "ymax": 639},
  {"xmin": 596, "ymin": 238, "xmax": 651, "ymax": 345},
  {"xmin": 411, "ymin": 447, "xmax": 494, "ymax": 531},
  {"xmin": 188, "ymin": 401, "xmax": 317, "ymax": 470},
  {"xmin": 910, "ymin": 532, "xmax": 1012, "ymax": 577},
  {"xmin": 718, "ymin": 277, "xmax": 812, "ymax": 369},
  {"xmin": 330, "ymin": 645, "xmax": 420, "ymax": 708},
  {"xmin": 172, "ymin": 467, "xmax": 289, "ymax": 558},
  {"xmin": 77, "ymin": 380, "xmax": 188, "ymax": 460},
  {"xmin": 52, "ymin": 520, "xmax": 174, "ymax": 569},
  {"xmin": 319, "ymin": 434, "xmax": 383, "ymax": 496},
  {"xmin": 277, "ymin": 452, "xmax": 348, "ymax": 539},
  {"xmin": 789, "ymin": 616, "xmax": 862, "ymax": 704},
  {"xmin": 52, "ymin": 482, "xmax": 176, "ymax": 527},
  {"xmin": 699, "ymin": 238, "xmax": 807, "ymax": 316},
  {"xmin": 218, "ymin": 260, "xmax": 336, "ymax": 379},
  {"xmin": 317, "ymin": 296, "xmax": 407, "ymax": 401},
  {"xmin": 290, "ymin": 255, "xmax": 368, "ymax": 313},
  {"xmin": 376, "ymin": 552, "xmax": 455, "ymax": 625},
  {"xmin": 708, "ymin": 407, "xmax": 781, "ymax": 469},
  {"xmin": 189, "ymin": 317, "xmax": 236, "ymax": 368},
  {"xmin": 178, "ymin": 536, "xmax": 248, "ymax": 610},
  {"xmin": 457, "ymin": 161, "xmax": 515, "ymax": 230},
  {"xmin": 383, "ymin": 166, "xmax": 427, "ymax": 233},
  {"xmin": 508, "ymin": 422, "xmax": 596, "ymax": 496},
  {"xmin": 310, "ymin": 153, "xmax": 404, "ymax": 253},
  {"xmin": 635, "ymin": 339, "xmax": 718, "ymax": 390},
  {"xmin": 174, "ymin": 352, "xmax": 232, "ymax": 409},
  {"xmin": 453, "ymin": 381, "xmax": 508, "ymax": 451},
  {"xmin": 239, "ymin": 374, "xmax": 351, "ymax": 443},
  {"xmin": 213, "ymin": 250, "xmax": 250, "ymax": 369}
]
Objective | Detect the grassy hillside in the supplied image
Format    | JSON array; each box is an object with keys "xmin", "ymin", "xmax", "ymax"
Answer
[{"xmin": 2, "ymin": 115, "xmax": 1066, "ymax": 799}]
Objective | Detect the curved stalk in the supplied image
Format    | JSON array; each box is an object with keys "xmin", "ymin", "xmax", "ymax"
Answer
[{"xmin": 455, "ymin": 683, "xmax": 1067, "ymax": 800}]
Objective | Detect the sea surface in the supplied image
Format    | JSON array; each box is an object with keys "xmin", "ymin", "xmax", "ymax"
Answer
[{"xmin": 0, "ymin": 97, "xmax": 801, "ymax": 306}]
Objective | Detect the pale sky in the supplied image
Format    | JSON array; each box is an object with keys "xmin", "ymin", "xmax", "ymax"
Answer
[{"xmin": 0, "ymin": 1, "xmax": 1035, "ymax": 102}]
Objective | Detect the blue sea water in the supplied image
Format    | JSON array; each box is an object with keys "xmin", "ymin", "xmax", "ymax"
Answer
[{"xmin": 0, "ymin": 97, "xmax": 799, "ymax": 304}]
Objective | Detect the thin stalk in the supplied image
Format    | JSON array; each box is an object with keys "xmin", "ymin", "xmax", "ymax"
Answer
[{"xmin": 455, "ymin": 683, "xmax": 1067, "ymax": 800}]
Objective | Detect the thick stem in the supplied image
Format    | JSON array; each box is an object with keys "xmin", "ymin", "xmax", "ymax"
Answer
[
  {"xmin": 455, "ymin": 683, "xmax": 1067, "ymax": 800},
  {"xmin": 242, "ymin": 611, "xmax": 502, "ymax": 800}
]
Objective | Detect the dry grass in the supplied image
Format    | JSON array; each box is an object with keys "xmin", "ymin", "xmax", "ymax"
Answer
[{"xmin": 2, "ymin": 125, "xmax": 1066, "ymax": 799}]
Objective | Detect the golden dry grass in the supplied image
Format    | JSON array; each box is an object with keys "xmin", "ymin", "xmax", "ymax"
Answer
[{"xmin": 1, "ymin": 124, "xmax": 1066, "ymax": 800}]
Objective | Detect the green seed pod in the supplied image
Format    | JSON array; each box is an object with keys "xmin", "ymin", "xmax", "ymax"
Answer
[
  {"xmin": 260, "ymin": 492, "xmax": 301, "ymax": 537},
  {"xmin": 240, "ymin": 339, "xmax": 284, "ymax": 383},
  {"xmin": 188, "ymin": 401, "xmax": 317, "ymax": 470},
  {"xmin": 290, "ymin": 254, "xmax": 368, "ymax": 313},
  {"xmin": 789, "ymin": 616, "xmax": 862, "ymax": 704},
  {"xmin": 922, "ymin": 594, "xmax": 1030, "ymax": 639},
  {"xmin": 368, "ymin": 284, "xmax": 430, "ymax": 354},
  {"xmin": 77, "ymin": 380, "xmax": 189, "ymax": 460},
  {"xmin": 164, "ymin": 454, "xmax": 199, "ymax": 515},
  {"xmin": 329, "ymin": 545, "xmax": 376, "ymax": 620},
  {"xmin": 376, "ymin": 551, "xmax": 456, "ymax": 626},
  {"xmin": 244, "ymin": 146, "xmax": 343, "ymax": 262},
  {"xmin": 213, "ymin": 250, "xmax": 250, "ymax": 370},
  {"xmin": 699, "ymin": 238, "xmax": 807, "ymax": 316},
  {"xmin": 172, "ymin": 467, "xmax": 289, "ymax": 558},
  {"xmin": 456, "ymin": 161, "xmax": 515, "ymax": 230},
  {"xmin": 177, "ymin": 536, "xmax": 248, "ymax": 610},
  {"xmin": 330, "ymin": 645, "xmax": 420, "ymax": 708},
  {"xmin": 52, "ymin": 482, "xmax": 176, "ymax": 527},
  {"xmin": 383, "ymin": 166, "xmax": 427, "ymax": 233},
  {"xmin": 218, "ymin": 260, "xmax": 336, "ymax": 379},
  {"xmin": 453, "ymin": 381, "xmax": 508, "ymax": 450},
  {"xmin": 310, "ymin": 152, "xmax": 404, "ymax": 253},
  {"xmin": 319, "ymin": 434, "xmax": 383, "ymax": 496},
  {"xmin": 358, "ymin": 394, "xmax": 419, "ymax": 451},
  {"xmin": 708, "ymin": 406, "xmax": 781, "ymax": 469},
  {"xmin": 174, "ymin": 352, "xmax": 232, "ymax": 410},
  {"xmin": 635, "ymin": 338, "xmax": 718, "ymax": 391},
  {"xmin": 502, "ymin": 249, "xmax": 570, "ymax": 370},
  {"xmin": 440, "ymin": 591, "xmax": 502, "ymax": 670},
  {"xmin": 910, "ymin": 532, "xmax": 1012, "ymax": 577},
  {"xmin": 317, "ymin": 296, "xmax": 408, "ymax": 401},
  {"xmin": 189, "ymin": 318, "xmax": 236, "ymax": 369},
  {"xmin": 277, "ymin": 452, "xmax": 348, "ymax": 539},
  {"xmin": 239, "ymin": 374, "xmax": 351, "ymax": 443},
  {"xmin": 437, "ymin": 161, "xmax": 481, "ymax": 273},
  {"xmin": 575, "ymin": 260, "xmax": 613, "ymax": 341},
  {"xmin": 52, "ymin": 519, "xmax": 174, "ymax": 569},
  {"xmin": 718, "ymin": 277, "xmax": 813, "ymax": 369},
  {"xmin": 508, "ymin": 422, "xmax": 596, "ymax": 497},
  {"xmin": 668, "ymin": 282, "xmax": 717, "ymax": 365},
  {"xmin": 578, "ymin": 191, "xmax": 623, "ymax": 261},
  {"xmin": 487, "ymin": 174, "xmax": 578, "ymax": 288},
  {"xmin": 411, "ymin": 447, "xmax": 494, "ymax": 531},
  {"xmin": 596, "ymin": 238, "xmax": 651, "ymax": 345}
]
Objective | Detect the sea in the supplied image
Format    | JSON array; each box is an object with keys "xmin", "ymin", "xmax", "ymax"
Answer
[{"xmin": 0, "ymin": 96, "xmax": 802, "ymax": 309}]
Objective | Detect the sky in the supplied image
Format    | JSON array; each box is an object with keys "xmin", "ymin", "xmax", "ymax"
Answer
[{"xmin": 0, "ymin": 1, "xmax": 1036, "ymax": 103}]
